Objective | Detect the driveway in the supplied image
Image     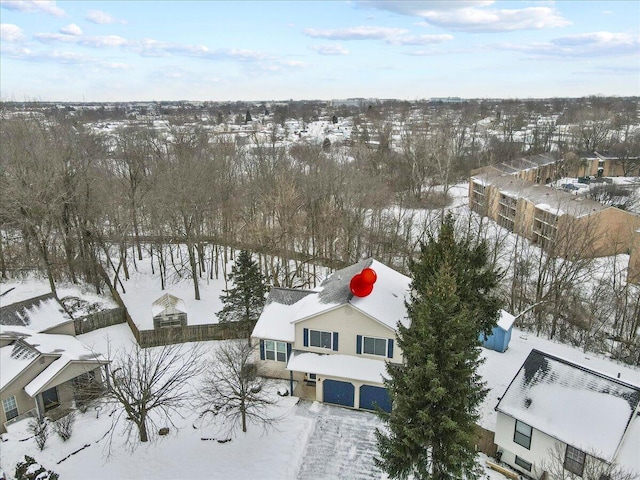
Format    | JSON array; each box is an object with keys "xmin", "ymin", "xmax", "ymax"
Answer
[{"xmin": 295, "ymin": 401, "xmax": 385, "ymax": 480}]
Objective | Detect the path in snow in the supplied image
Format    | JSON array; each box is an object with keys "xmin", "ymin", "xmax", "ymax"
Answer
[{"xmin": 295, "ymin": 401, "xmax": 385, "ymax": 480}]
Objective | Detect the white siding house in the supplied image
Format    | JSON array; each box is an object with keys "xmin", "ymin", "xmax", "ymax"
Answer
[
  {"xmin": 494, "ymin": 349, "xmax": 640, "ymax": 478},
  {"xmin": 251, "ymin": 258, "xmax": 410, "ymax": 412}
]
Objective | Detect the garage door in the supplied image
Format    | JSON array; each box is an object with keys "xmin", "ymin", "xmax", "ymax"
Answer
[
  {"xmin": 359, "ymin": 385, "xmax": 391, "ymax": 412},
  {"xmin": 323, "ymin": 379, "xmax": 354, "ymax": 407}
]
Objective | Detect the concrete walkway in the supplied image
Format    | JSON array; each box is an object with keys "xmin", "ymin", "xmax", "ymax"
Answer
[{"xmin": 294, "ymin": 401, "xmax": 385, "ymax": 480}]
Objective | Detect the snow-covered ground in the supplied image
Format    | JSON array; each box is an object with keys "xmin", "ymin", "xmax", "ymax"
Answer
[{"xmin": 0, "ymin": 323, "xmax": 528, "ymax": 480}]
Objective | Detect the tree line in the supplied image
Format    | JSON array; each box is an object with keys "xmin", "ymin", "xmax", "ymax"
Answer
[{"xmin": 0, "ymin": 98, "xmax": 638, "ymax": 364}]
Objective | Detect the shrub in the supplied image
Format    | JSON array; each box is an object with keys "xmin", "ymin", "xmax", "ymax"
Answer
[
  {"xmin": 52, "ymin": 409, "xmax": 76, "ymax": 441},
  {"xmin": 27, "ymin": 416, "xmax": 49, "ymax": 451},
  {"xmin": 14, "ymin": 455, "xmax": 59, "ymax": 480}
]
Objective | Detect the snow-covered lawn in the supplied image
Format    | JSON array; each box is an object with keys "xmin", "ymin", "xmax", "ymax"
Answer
[{"xmin": 0, "ymin": 321, "xmax": 551, "ymax": 480}]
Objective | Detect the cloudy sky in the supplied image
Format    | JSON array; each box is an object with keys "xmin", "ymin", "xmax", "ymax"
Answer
[{"xmin": 1, "ymin": 0, "xmax": 638, "ymax": 102}]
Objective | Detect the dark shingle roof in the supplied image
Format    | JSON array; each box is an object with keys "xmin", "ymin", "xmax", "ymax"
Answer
[{"xmin": 0, "ymin": 293, "xmax": 60, "ymax": 327}]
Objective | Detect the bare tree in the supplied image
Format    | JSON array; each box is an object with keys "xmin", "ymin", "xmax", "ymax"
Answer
[
  {"xmin": 106, "ymin": 341, "xmax": 204, "ymax": 448},
  {"xmin": 541, "ymin": 443, "xmax": 638, "ymax": 480},
  {"xmin": 196, "ymin": 340, "xmax": 278, "ymax": 436}
]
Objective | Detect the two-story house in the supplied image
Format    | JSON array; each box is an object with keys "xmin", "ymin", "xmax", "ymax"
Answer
[
  {"xmin": 494, "ymin": 349, "xmax": 640, "ymax": 479},
  {"xmin": 251, "ymin": 258, "xmax": 410, "ymax": 412}
]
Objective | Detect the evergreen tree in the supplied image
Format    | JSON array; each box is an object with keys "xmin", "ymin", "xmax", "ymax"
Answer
[
  {"xmin": 218, "ymin": 251, "xmax": 267, "ymax": 339},
  {"xmin": 376, "ymin": 214, "xmax": 502, "ymax": 480}
]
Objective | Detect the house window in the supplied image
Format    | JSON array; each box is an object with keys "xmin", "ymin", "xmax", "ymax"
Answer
[
  {"xmin": 564, "ymin": 445, "xmax": 586, "ymax": 476},
  {"xmin": 309, "ymin": 330, "xmax": 332, "ymax": 349},
  {"xmin": 515, "ymin": 456, "xmax": 532, "ymax": 472},
  {"xmin": 265, "ymin": 341, "xmax": 287, "ymax": 362},
  {"xmin": 42, "ymin": 386, "xmax": 59, "ymax": 411},
  {"xmin": 363, "ymin": 337, "xmax": 387, "ymax": 356},
  {"xmin": 2, "ymin": 396, "xmax": 18, "ymax": 421},
  {"xmin": 514, "ymin": 420, "xmax": 532, "ymax": 449}
]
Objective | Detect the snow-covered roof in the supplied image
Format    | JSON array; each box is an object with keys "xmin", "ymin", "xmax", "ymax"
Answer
[
  {"xmin": 0, "ymin": 330, "xmax": 108, "ymax": 394},
  {"xmin": 615, "ymin": 414, "xmax": 640, "ymax": 474},
  {"xmin": 252, "ymin": 259, "xmax": 410, "ymax": 342},
  {"xmin": 0, "ymin": 294, "xmax": 73, "ymax": 333},
  {"xmin": 0, "ymin": 341, "xmax": 40, "ymax": 390},
  {"xmin": 496, "ymin": 349, "xmax": 640, "ymax": 461},
  {"xmin": 151, "ymin": 293, "xmax": 187, "ymax": 317},
  {"xmin": 287, "ymin": 351, "xmax": 387, "ymax": 384},
  {"xmin": 496, "ymin": 310, "xmax": 515, "ymax": 331},
  {"xmin": 292, "ymin": 259, "xmax": 410, "ymax": 329}
]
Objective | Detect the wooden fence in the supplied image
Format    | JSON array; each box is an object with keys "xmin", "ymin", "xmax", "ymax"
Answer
[
  {"xmin": 74, "ymin": 308, "xmax": 126, "ymax": 335},
  {"xmin": 475, "ymin": 424, "xmax": 498, "ymax": 457},
  {"xmin": 131, "ymin": 319, "xmax": 253, "ymax": 348}
]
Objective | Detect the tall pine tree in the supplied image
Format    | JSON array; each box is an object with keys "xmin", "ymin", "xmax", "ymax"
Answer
[
  {"xmin": 376, "ymin": 214, "xmax": 502, "ymax": 480},
  {"xmin": 218, "ymin": 251, "xmax": 267, "ymax": 340}
]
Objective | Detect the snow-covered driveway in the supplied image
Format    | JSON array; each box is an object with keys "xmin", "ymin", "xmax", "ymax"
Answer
[{"xmin": 295, "ymin": 401, "xmax": 385, "ymax": 480}]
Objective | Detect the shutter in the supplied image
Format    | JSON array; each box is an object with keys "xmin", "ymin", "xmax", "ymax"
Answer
[
  {"xmin": 286, "ymin": 343, "xmax": 292, "ymax": 361},
  {"xmin": 333, "ymin": 332, "xmax": 339, "ymax": 351},
  {"xmin": 259, "ymin": 340, "xmax": 265, "ymax": 360},
  {"xmin": 387, "ymin": 339, "xmax": 394, "ymax": 359},
  {"xmin": 356, "ymin": 335, "xmax": 362, "ymax": 354},
  {"xmin": 303, "ymin": 328, "xmax": 309, "ymax": 347}
]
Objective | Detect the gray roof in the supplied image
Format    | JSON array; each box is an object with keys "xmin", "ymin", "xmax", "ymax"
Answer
[
  {"xmin": 266, "ymin": 287, "xmax": 315, "ymax": 306},
  {"xmin": 317, "ymin": 258, "xmax": 373, "ymax": 305},
  {"xmin": 0, "ymin": 293, "xmax": 71, "ymax": 328}
]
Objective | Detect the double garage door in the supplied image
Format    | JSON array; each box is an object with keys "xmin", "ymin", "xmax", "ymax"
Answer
[{"xmin": 323, "ymin": 379, "xmax": 391, "ymax": 412}]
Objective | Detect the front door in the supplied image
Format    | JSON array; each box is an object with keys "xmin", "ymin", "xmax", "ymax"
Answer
[{"xmin": 42, "ymin": 386, "xmax": 59, "ymax": 411}]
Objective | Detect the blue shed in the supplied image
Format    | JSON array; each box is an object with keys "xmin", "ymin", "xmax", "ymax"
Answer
[{"xmin": 481, "ymin": 310, "xmax": 515, "ymax": 353}]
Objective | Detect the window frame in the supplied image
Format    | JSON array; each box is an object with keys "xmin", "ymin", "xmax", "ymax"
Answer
[
  {"xmin": 513, "ymin": 420, "xmax": 532, "ymax": 449},
  {"xmin": 264, "ymin": 340, "xmax": 287, "ymax": 362},
  {"xmin": 362, "ymin": 336, "xmax": 388, "ymax": 357},
  {"xmin": 564, "ymin": 445, "xmax": 586, "ymax": 477},
  {"xmin": 2, "ymin": 395, "xmax": 18, "ymax": 421},
  {"xmin": 309, "ymin": 329, "xmax": 333, "ymax": 349},
  {"xmin": 42, "ymin": 386, "xmax": 60, "ymax": 411},
  {"xmin": 515, "ymin": 456, "xmax": 532, "ymax": 472}
]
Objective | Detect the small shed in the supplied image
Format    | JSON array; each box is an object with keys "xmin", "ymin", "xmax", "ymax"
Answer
[
  {"xmin": 481, "ymin": 310, "xmax": 515, "ymax": 353},
  {"xmin": 152, "ymin": 293, "xmax": 187, "ymax": 329}
]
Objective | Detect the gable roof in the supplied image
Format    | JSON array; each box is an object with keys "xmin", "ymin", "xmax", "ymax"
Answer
[
  {"xmin": 151, "ymin": 293, "xmax": 187, "ymax": 317},
  {"xmin": 251, "ymin": 259, "xmax": 410, "ymax": 342},
  {"xmin": 0, "ymin": 293, "xmax": 73, "ymax": 333},
  {"xmin": 292, "ymin": 258, "xmax": 410, "ymax": 328},
  {"xmin": 496, "ymin": 349, "xmax": 640, "ymax": 461},
  {"xmin": 0, "ymin": 331, "xmax": 108, "ymax": 395}
]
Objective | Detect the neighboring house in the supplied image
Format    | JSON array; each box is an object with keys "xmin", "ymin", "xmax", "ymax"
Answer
[
  {"xmin": 251, "ymin": 258, "xmax": 410, "ymax": 412},
  {"xmin": 0, "ymin": 326, "xmax": 109, "ymax": 434},
  {"xmin": 0, "ymin": 293, "xmax": 75, "ymax": 336},
  {"xmin": 469, "ymin": 168, "xmax": 640, "ymax": 259},
  {"xmin": 152, "ymin": 293, "xmax": 188, "ymax": 329},
  {"xmin": 481, "ymin": 310, "xmax": 515, "ymax": 353},
  {"xmin": 494, "ymin": 349, "xmax": 640, "ymax": 479}
]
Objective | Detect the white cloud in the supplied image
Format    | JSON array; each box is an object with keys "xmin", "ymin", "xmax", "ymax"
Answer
[
  {"xmin": 59, "ymin": 23, "xmax": 81, "ymax": 36},
  {"xmin": 304, "ymin": 26, "xmax": 407, "ymax": 40},
  {"xmin": 1, "ymin": 0, "xmax": 65, "ymax": 17},
  {"xmin": 499, "ymin": 32, "xmax": 640, "ymax": 58},
  {"xmin": 357, "ymin": 1, "xmax": 493, "ymax": 17},
  {"xmin": 418, "ymin": 6, "xmax": 570, "ymax": 32},
  {"xmin": 386, "ymin": 34, "xmax": 453, "ymax": 46},
  {"xmin": 310, "ymin": 44, "xmax": 349, "ymax": 55},
  {"xmin": 86, "ymin": 9, "xmax": 126, "ymax": 25},
  {"xmin": 82, "ymin": 35, "xmax": 128, "ymax": 48},
  {"xmin": 0, "ymin": 23, "xmax": 26, "ymax": 42},
  {"xmin": 357, "ymin": 1, "xmax": 569, "ymax": 33}
]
